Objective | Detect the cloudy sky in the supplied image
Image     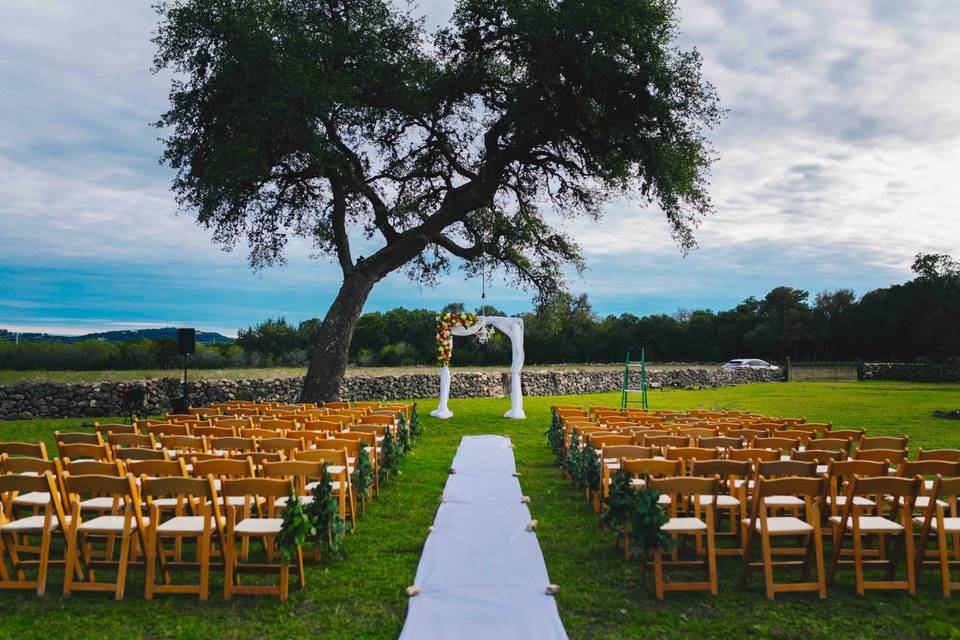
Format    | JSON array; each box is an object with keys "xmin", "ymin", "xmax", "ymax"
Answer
[{"xmin": 2, "ymin": 1, "xmax": 959, "ymax": 336}]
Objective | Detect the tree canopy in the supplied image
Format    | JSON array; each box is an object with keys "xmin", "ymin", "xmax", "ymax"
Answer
[{"xmin": 153, "ymin": 0, "xmax": 722, "ymax": 399}]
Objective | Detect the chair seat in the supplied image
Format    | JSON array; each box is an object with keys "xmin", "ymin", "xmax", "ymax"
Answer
[
  {"xmin": 305, "ymin": 481, "xmax": 343, "ymax": 492},
  {"xmin": 79, "ymin": 515, "xmax": 147, "ymax": 533},
  {"xmin": 157, "ymin": 516, "xmax": 226, "ymax": 534},
  {"xmin": 0, "ymin": 514, "xmax": 67, "ymax": 533},
  {"xmin": 661, "ymin": 517, "xmax": 707, "ymax": 533},
  {"xmin": 733, "ymin": 479, "xmax": 755, "ymax": 490},
  {"xmin": 886, "ymin": 495, "xmax": 947, "ymax": 509},
  {"xmin": 826, "ymin": 495, "xmax": 874, "ymax": 507},
  {"xmin": 234, "ymin": 518, "xmax": 283, "ymax": 535},
  {"xmin": 80, "ymin": 496, "xmax": 122, "ymax": 511},
  {"xmin": 698, "ymin": 494, "xmax": 740, "ymax": 507},
  {"xmin": 275, "ymin": 495, "xmax": 315, "ymax": 508},
  {"xmin": 751, "ymin": 516, "xmax": 813, "ymax": 535},
  {"xmin": 763, "ymin": 495, "xmax": 805, "ymax": 507},
  {"xmin": 151, "ymin": 497, "xmax": 182, "ymax": 509},
  {"xmin": 12, "ymin": 491, "xmax": 51, "ymax": 507},
  {"xmin": 628, "ymin": 478, "xmax": 646, "ymax": 488},
  {"xmin": 829, "ymin": 515, "xmax": 903, "ymax": 533},
  {"xmin": 913, "ymin": 516, "xmax": 960, "ymax": 533}
]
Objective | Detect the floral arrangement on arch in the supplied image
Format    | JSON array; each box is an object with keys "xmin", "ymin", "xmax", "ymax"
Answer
[{"xmin": 435, "ymin": 312, "xmax": 479, "ymax": 366}]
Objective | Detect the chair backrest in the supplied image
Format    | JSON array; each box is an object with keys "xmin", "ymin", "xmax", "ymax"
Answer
[
  {"xmin": 929, "ymin": 476, "xmax": 960, "ymax": 501},
  {"xmin": 860, "ymin": 435, "xmax": 909, "ymax": 451},
  {"xmin": 256, "ymin": 419, "xmax": 298, "ymax": 431},
  {"xmin": 620, "ymin": 458, "xmax": 681, "ymax": 479},
  {"xmin": 642, "ymin": 434, "xmax": 690, "ymax": 449},
  {"xmin": 828, "ymin": 429, "xmax": 865, "ymax": 443},
  {"xmin": 897, "ymin": 459, "xmax": 960, "ymax": 479},
  {"xmin": 756, "ymin": 459, "xmax": 817, "ymax": 479},
  {"xmin": 193, "ymin": 425, "xmax": 237, "ymax": 438},
  {"xmin": 727, "ymin": 428, "xmax": 768, "ymax": 444},
  {"xmin": 220, "ymin": 477, "xmax": 294, "ymax": 514},
  {"xmin": 321, "ymin": 415, "xmax": 355, "ymax": 429},
  {"xmin": 318, "ymin": 438, "xmax": 360, "ymax": 457},
  {"xmin": 0, "ymin": 470, "xmax": 69, "ymax": 531},
  {"xmin": 664, "ymin": 447, "xmax": 720, "ymax": 473},
  {"xmin": 126, "ymin": 459, "xmax": 188, "ymax": 479},
  {"xmin": 826, "ymin": 459, "xmax": 889, "ymax": 480},
  {"xmin": 791, "ymin": 449, "xmax": 844, "ymax": 465},
  {"xmin": 698, "ymin": 436, "xmax": 744, "ymax": 450},
  {"xmin": 94, "ymin": 422, "xmax": 137, "ymax": 436},
  {"xmin": 225, "ymin": 407, "xmax": 262, "ymax": 417},
  {"xmin": 917, "ymin": 448, "xmax": 960, "ymax": 462},
  {"xmin": 240, "ymin": 427, "xmax": 285, "ymax": 439},
  {"xmin": 689, "ymin": 458, "xmax": 752, "ymax": 482},
  {"xmin": 1, "ymin": 454, "xmax": 56, "ymax": 475},
  {"xmin": 350, "ymin": 424, "xmax": 386, "ymax": 436},
  {"xmin": 675, "ymin": 427, "xmax": 718, "ymax": 440},
  {"xmin": 63, "ymin": 472, "xmax": 139, "ymax": 504},
  {"xmin": 322, "ymin": 401, "xmax": 350, "ymax": 410},
  {"xmin": 210, "ymin": 437, "xmax": 257, "ymax": 454},
  {"xmin": 258, "ymin": 437, "xmax": 304, "ymax": 454},
  {"xmin": 588, "ymin": 433, "xmax": 633, "ymax": 448},
  {"xmin": 109, "ymin": 432, "xmax": 155, "ymax": 449},
  {"xmin": 648, "ymin": 476, "xmax": 720, "ymax": 509},
  {"xmin": 810, "ymin": 437, "xmax": 853, "ymax": 455},
  {"xmin": 192, "ymin": 457, "xmax": 255, "ymax": 479},
  {"xmin": 770, "ymin": 429, "xmax": 810, "ymax": 445},
  {"xmin": 188, "ymin": 406, "xmax": 221, "ymax": 417},
  {"xmin": 352, "ymin": 402, "xmax": 382, "ymax": 410},
  {"xmin": 753, "ymin": 437, "xmax": 798, "ymax": 452},
  {"xmin": 55, "ymin": 431, "xmax": 102, "ymax": 446},
  {"xmin": 847, "ymin": 474, "xmax": 922, "ymax": 501},
  {"xmin": 61, "ymin": 459, "xmax": 123, "ymax": 478},
  {"xmin": 262, "ymin": 460, "xmax": 326, "ymax": 494},
  {"xmin": 145, "ymin": 423, "xmax": 191, "ymax": 437},
  {"xmin": 115, "ymin": 446, "xmax": 168, "ymax": 461},
  {"xmin": 0, "ymin": 441, "xmax": 48, "ymax": 459},
  {"xmin": 58, "ymin": 442, "xmax": 112, "ymax": 461},
  {"xmin": 726, "ymin": 448, "xmax": 779, "ymax": 463},
  {"xmin": 754, "ymin": 475, "xmax": 826, "ymax": 499},
  {"xmin": 853, "ymin": 448, "xmax": 908, "ymax": 464},
  {"xmin": 210, "ymin": 418, "xmax": 251, "ymax": 430},
  {"xmin": 338, "ymin": 431, "xmax": 376, "ymax": 448},
  {"xmin": 359, "ymin": 415, "xmax": 395, "ymax": 427},
  {"xmin": 294, "ymin": 448, "xmax": 349, "ymax": 467},
  {"xmin": 141, "ymin": 476, "xmax": 219, "ymax": 517},
  {"xmin": 301, "ymin": 419, "xmax": 344, "ymax": 433},
  {"xmin": 160, "ymin": 435, "xmax": 208, "ymax": 452},
  {"xmin": 791, "ymin": 422, "xmax": 832, "ymax": 434},
  {"xmin": 238, "ymin": 452, "xmax": 285, "ymax": 471},
  {"xmin": 166, "ymin": 413, "xmax": 198, "ymax": 423},
  {"xmin": 600, "ymin": 445, "xmax": 653, "ymax": 461}
]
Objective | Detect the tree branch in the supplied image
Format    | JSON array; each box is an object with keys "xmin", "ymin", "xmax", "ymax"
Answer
[{"xmin": 329, "ymin": 176, "xmax": 354, "ymax": 275}]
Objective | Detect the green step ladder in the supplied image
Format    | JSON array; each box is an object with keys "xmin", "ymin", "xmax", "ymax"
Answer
[{"xmin": 620, "ymin": 349, "xmax": 648, "ymax": 410}]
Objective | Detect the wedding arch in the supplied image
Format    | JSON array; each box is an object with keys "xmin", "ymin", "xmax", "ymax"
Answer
[{"xmin": 430, "ymin": 312, "xmax": 525, "ymax": 420}]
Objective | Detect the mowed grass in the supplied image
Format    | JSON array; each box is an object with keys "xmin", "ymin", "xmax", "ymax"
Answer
[{"xmin": 0, "ymin": 381, "xmax": 958, "ymax": 639}]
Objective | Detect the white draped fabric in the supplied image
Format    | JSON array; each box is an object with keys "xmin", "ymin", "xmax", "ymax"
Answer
[{"xmin": 431, "ymin": 316, "xmax": 525, "ymax": 420}]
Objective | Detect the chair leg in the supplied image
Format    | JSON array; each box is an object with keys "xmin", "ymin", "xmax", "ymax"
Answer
[
  {"xmin": 761, "ymin": 531, "xmax": 775, "ymax": 600},
  {"xmin": 279, "ymin": 556, "xmax": 290, "ymax": 602},
  {"xmin": 707, "ymin": 521, "xmax": 718, "ymax": 596},
  {"xmin": 199, "ymin": 531, "xmax": 210, "ymax": 601},
  {"xmin": 63, "ymin": 528, "xmax": 79, "ymax": 597},
  {"xmin": 852, "ymin": 531, "xmax": 865, "ymax": 596},
  {"xmin": 36, "ymin": 524, "xmax": 52, "ymax": 597},
  {"xmin": 938, "ymin": 529, "xmax": 952, "ymax": 598},
  {"xmin": 297, "ymin": 545, "xmax": 305, "ymax": 589},
  {"xmin": 115, "ymin": 526, "xmax": 132, "ymax": 600},
  {"xmin": 654, "ymin": 549, "xmax": 664, "ymax": 600},
  {"xmin": 814, "ymin": 526, "xmax": 827, "ymax": 599},
  {"xmin": 224, "ymin": 533, "xmax": 234, "ymax": 601},
  {"xmin": 0, "ymin": 532, "xmax": 10, "ymax": 582},
  {"xmin": 904, "ymin": 528, "xmax": 916, "ymax": 595}
]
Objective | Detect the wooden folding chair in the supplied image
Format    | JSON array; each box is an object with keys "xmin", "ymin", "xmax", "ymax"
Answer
[
  {"xmin": 740, "ymin": 476, "xmax": 827, "ymax": 599},
  {"xmin": 209, "ymin": 437, "xmax": 257, "ymax": 457},
  {"xmin": 258, "ymin": 437, "xmax": 304, "ymax": 458},
  {"xmin": 665, "ymin": 447, "xmax": 720, "ymax": 474},
  {"xmin": 854, "ymin": 448, "xmax": 908, "ymax": 465},
  {"xmin": 828, "ymin": 475, "xmax": 922, "ymax": 595},
  {"xmin": 642, "ymin": 435, "xmax": 691, "ymax": 452},
  {"xmin": 806, "ymin": 438, "xmax": 853, "ymax": 457},
  {"xmin": 698, "ymin": 436, "xmax": 744, "ymax": 452},
  {"xmin": 0, "ymin": 470, "xmax": 71, "ymax": 596},
  {"xmin": 727, "ymin": 428, "xmax": 768, "ymax": 445},
  {"xmin": 338, "ymin": 432, "xmax": 380, "ymax": 499},
  {"xmin": 145, "ymin": 423, "xmax": 191, "ymax": 438},
  {"xmin": 62, "ymin": 473, "xmax": 147, "ymax": 599},
  {"xmin": 294, "ymin": 449, "xmax": 355, "ymax": 528},
  {"xmin": 918, "ymin": 449, "xmax": 960, "ymax": 463},
  {"xmin": 193, "ymin": 425, "xmax": 237, "ymax": 439},
  {"xmin": 618, "ymin": 459, "xmax": 681, "ymax": 559},
  {"xmin": 648, "ymin": 476, "xmax": 720, "ymax": 599},
  {"xmin": 160, "ymin": 435, "xmax": 209, "ymax": 457},
  {"xmin": 914, "ymin": 475, "xmax": 960, "ymax": 597},
  {"xmin": 222, "ymin": 477, "xmax": 303, "ymax": 601},
  {"xmin": 262, "ymin": 460, "xmax": 331, "ymax": 556},
  {"xmin": 828, "ymin": 429, "xmax": 865, "ymax": 446},
  {"xmin": 209, "ymin": 417, "xmax": 251, "ymax": 431},
  {"xmin": 690, "ymin": 459, "xmax": 752, "ymax": 556},
  {"xmin": 240, "ymin": 427, "xmax": 285, "ymax": 440},
  {"xmin": 142, "ymin": 475, "xmax": 225, "ymax": 600}
]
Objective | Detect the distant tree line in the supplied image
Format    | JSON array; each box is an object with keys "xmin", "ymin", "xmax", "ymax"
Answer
[{"xmin": 1, "ymin": 253, "xmax": 957, "ymax": 371}]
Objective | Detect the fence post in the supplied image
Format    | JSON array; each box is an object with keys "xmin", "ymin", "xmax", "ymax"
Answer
[{"xmin": 785, "ymin": 356, "xmax": 791, "ymax": 382}]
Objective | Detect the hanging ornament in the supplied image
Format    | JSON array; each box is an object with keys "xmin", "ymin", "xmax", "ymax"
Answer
[{"xmin": 476, "ymin": 324, "xmax": 495, "ymax": 344}]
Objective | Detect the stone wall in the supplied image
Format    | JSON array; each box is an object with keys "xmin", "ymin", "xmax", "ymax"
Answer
[
  {"xmin": 862, "ymin": 362, "xmax": 960, "ymax": 383},
  {"xmin": 0, "ymin": 366, "xmax": 783, "ymax": 421}
]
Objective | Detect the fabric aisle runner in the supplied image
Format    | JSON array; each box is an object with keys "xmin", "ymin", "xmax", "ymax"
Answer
[{"xmin": 398, "ymin": 434, "xmax": 568, "ymax": 640}]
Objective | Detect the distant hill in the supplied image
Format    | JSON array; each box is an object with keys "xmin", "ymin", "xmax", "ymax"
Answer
[{"xmin": 0, "ymin": 327, "xmax": 234, "ymax": 345}]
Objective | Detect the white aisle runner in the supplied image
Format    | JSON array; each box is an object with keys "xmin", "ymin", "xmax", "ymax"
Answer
[{"xmin": 399, "ymin": 435, "xmax": 568, "ymax": 640}]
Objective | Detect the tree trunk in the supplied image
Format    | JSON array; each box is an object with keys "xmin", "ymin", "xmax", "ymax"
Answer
[{"xmin": 300, "ymin": 273, "xmax": 376, "ymax": 402}]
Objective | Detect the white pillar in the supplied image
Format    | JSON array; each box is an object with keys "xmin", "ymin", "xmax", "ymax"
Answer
[{"xmin": 430, "ymin": 365, "xmax": 454, "ymax": 419}]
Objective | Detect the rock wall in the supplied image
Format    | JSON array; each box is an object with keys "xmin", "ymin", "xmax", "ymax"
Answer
[
  {"xmin": 0, "ymin": 367, "xmax": 783, "ymax": 421},
  {"xmin": 862, "ymin": 362, "xmax": 960, "ymax": 383}
]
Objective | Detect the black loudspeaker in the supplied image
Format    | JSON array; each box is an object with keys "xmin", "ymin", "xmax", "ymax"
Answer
[{"xmin": 177, "ymin": 328, "xmax": 196, "ymax": 355}]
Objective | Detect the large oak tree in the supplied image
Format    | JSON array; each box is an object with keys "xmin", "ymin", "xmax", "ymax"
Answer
[{"xmin": 154, "ymin": 0, "xmax": 723, "ymax": 401}]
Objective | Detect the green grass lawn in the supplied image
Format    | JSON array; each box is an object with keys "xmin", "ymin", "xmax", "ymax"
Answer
[{"xmin": 1, "ymin": 381, "xmax": 960, "ymax": 639}]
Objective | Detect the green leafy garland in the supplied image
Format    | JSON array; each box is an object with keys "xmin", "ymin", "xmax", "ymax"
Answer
[
  {"xmin": 600, "ymin": 469, "xmax": 673, "ymax": 559},
  {"xmin": 379, "ymin": 426, "xmax": 400, "ymax": 482},
  {"xmin": 396, "ymin": 416, "xmax": 411, "ymax": 456},
  {"xmin": 305, "ymin": 465, "xmax": 346, "ymax": 551},
  {"xmin": 546, "ymin": 409, "xmax": 564, "ymax": 464},
  {"xmin": 582, "ymin": 443, "xmax": 602, "ymax": 493},
  {"xmin": 408, "ymin": 404, "xmax": 423, "ymax": 441},
  {"xmin": 277, "ymin": 493, "xmax": 315, "ymax": 561},
  {"xmin": 564, "ymin": 431, "xmax": 583, "ymax": 486},
  {"xmin": 352, "ymin": 441, "xmax": 373, "ymax": 499}
]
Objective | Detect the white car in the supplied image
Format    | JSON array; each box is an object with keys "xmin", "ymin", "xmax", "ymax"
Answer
[{"xmin": 722, "ymin": 358, "xmax": 778, "ymax": 370}]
